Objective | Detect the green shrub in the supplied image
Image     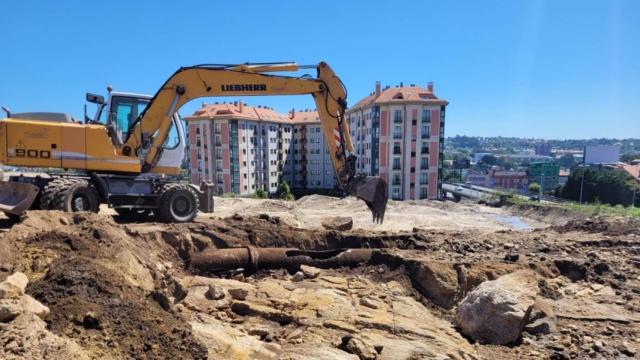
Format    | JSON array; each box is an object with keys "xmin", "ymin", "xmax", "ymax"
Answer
[{"xmin": 254, "ymin": 189, "xmax": 267, "ymax": 199}]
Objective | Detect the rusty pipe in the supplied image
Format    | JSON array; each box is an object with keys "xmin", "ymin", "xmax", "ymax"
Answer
[{"xmin": 190, "ymin": 247, "xmax": 373, "ymax": 274}]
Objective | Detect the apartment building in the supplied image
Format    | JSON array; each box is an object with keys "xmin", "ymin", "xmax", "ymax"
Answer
[
  {"xmin": 346, "ymin": 82, "xmax": 448, "ymax": 200},
  {"xmin": 184, "ymin": 102, "xmax": 334, "ymax": 195}
]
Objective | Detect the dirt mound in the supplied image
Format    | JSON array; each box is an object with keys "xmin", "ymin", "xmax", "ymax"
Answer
[
  {"xmin": 1, "ymin": 211, "xmax": 206, "ymax": 359},
  {"xmin": 29, "ymin": 258, "xmax": 206, "ymax": 359},
  {"xmin": 554, "ymin": 216, "xmax": 640, "ymax": 236}
]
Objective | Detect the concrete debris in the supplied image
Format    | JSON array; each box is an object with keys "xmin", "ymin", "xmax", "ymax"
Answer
[{"xmin": 321, "ymin": 216, "xmax": 353, "ymax": 231}]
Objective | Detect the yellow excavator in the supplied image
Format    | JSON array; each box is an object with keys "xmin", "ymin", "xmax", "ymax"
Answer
[{"xmin": 0, "ymin": 62, "xmax": 388, "ymax": 223}]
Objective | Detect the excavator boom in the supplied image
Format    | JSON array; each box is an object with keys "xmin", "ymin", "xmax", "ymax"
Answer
[{"xmin": 124, "ymin": 62, "xmax": 388, "ymax": 221}]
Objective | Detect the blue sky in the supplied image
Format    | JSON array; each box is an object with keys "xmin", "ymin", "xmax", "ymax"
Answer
[{"xmin": 1, "ymin": 0, "xmax": 638, "ymax": 139}]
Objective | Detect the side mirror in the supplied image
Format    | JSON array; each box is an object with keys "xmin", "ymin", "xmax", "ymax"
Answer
[{"xmin": 86, "ymin": 93, "xmax": 105, "ymax": 105}]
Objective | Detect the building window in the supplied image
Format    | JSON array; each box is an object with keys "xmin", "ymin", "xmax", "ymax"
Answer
[
  {"xmin": 421, "ymin": 125, "xmax": 430, "ymax": 139},
  {"xmin": 392, "ymin": 187, "xmax": 401, "ymax": 200},
  {"xmin": 422, "ymin": 109, "xmax": 431, "ymax": 123},
  {"xmin": 421, "ymin": 157, "xmax": 429, "ymax": 170},
  {"xmin": 420, "ymin": 187, "xmax": 428, "ymax": 199},
  {"xmin": 393, "ymin": 157, "xmax": 401, "ymax": 170},
  {"xmin": 393, "ymin": 110, "xmax": 402, "ymax": 123},
  {"xmin": 214, "ymin": 123, "xmax": 221, "ymax": 133},
  {"xmin": 215, "ymin": 135, "xmax": 221, "ymax": 146},
  {"xmin": 392, "ymin": 174, "xmax": 401, "ymax": 186},
  {"xmin": 393, "ymin": 142, "xmax": 401, "ymax": 155},
  {"xmin": 420, "ymin": 172, "xmax": 428, "ymax": 185},
  {"xmin": 393, "ymin": 125, "xmax": 402, "ymax": 139},
  {"xmin": 421, "ymin": 144, "xmax": 429, "ymax": 154}
]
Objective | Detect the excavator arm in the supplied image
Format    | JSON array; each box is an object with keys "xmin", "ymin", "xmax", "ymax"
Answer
[{"xmin": 124, "ymin": 62, "xmax": 387, "ymax": 222}]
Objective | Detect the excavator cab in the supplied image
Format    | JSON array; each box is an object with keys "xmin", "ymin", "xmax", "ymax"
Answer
[{"xmin": 85, "ymin": 89, "xmax": 186, "ymax": 171}]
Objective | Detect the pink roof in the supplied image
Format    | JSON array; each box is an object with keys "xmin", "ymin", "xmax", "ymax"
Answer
[
  {"xmin": 621, "ymin": 164, "xmax": 640, "ymax": 180},
  {"xmin": 187, "ymin": 102, "xmax": 320, "ymax": 125},
  {"xmin": 289, "ymin": 109, "xmax": 319, "ymax": 124},
  {"xmin": 189, "ymin": 103, "xmax": 291, "ymax": 123},
  {"xmin": 350, "ymin": 85, "xmax": 448, "ymax": 110}
]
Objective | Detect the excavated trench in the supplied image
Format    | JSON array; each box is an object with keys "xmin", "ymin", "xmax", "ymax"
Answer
[{"xmin": 1, "ymin": 210, "xmax": 639, "ymax": 359}]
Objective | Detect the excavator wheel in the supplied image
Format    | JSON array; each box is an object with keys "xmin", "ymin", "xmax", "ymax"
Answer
[
  {"xmin": 40, "ymin": 178, "xmax": 101, "ymax": 213},
  {"xmin": 156, "ymin": 183, "xmax": 199, "ymax": 223}
]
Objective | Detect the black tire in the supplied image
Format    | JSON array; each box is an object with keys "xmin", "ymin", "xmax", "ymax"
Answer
[
  {"xmin": 156, "ymin": 183, "xmax": 199, "ymax": 223},
  {"xmin": 40, "ymin": 178, "xmax": 100, "ymax": 213},
  {"xmin": 4, "ymin": 213, "xmax": 22, "ymax": 223}
]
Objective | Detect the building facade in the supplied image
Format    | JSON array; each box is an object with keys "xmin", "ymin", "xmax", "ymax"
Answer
[
  {"xmin": 529, "ymin": 161, "xmax": 560, "ymax": 193},
  {"xmin": 184, "ymin": 102, "xmax": 334, "ymax": 195},
  {"xmin": 492, "ymin": 170, "xmax": 529, "ymax": 192},
  {"xmin": 346, "ymin": 82, "xmax": 448, "ymax": 200},
  {"xmin": 186, "ymin": 81, "xmax": 448, "ymax": 201}
]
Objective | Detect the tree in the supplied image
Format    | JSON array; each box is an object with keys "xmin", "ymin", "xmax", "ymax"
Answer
[
  {"xmin": 480, "ymin": 155, "xmax": 497, "ymax": 165},
  {"xmin": 620, "ymin": 153, "xmax": 640, "ymax": 164},
  {"xmin": 557, "ymin": 154, "xmax": 576, "ymax": 168},
  {"xmin": 278, "ymin": 181, "xmax": 295, "ymax": 201},
  {"xmin": 561, "ymin": 167, "xmax": 639, "ymax": 206},
  {"xmin": 529, "ymin": 182, "xmax": 541, "ymax": 195}
]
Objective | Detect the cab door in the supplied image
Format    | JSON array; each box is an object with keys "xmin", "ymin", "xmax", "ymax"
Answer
[{"xmin": 154, "ymin": 114, "xmax": 186, "ymax": 174}]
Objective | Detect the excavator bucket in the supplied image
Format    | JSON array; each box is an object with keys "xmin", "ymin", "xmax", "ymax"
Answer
[
  {"xmin": 347, "ymin": 175, "xmax": 388, "ymax": 223},
  {"xmin": 0, "ymin": 181, "xmax": 40, "ymax": 216}
]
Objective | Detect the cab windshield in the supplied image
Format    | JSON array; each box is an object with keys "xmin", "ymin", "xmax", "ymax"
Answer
[{"xmin": 110, "ymin": 96, "xmax": 149, "ymax": 142}]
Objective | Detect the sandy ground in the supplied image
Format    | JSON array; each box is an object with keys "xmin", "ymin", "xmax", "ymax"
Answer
[{"xmin": 196, "ymin": 195, "xmax": 545, "ymax": 232}]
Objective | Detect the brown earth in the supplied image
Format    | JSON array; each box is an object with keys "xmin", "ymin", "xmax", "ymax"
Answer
[{"xmin": 0, "ymin": 197, "xmax": 638, "ymax": 359}]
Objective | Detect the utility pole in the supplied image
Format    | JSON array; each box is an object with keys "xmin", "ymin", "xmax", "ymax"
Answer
[{"xmin": 579, "ymin": 163, "xmax": 585, "ymax": 204}]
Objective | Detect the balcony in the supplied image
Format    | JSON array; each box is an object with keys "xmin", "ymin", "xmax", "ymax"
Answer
[{"xmin": 393, "ymin": 133, "xmax": 402, "ymax": 139}]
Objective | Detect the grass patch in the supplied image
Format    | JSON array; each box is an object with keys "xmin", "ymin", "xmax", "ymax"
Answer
[{"xmin": 509, "ymin": 196, "xmax": 640, "ymax": 219}]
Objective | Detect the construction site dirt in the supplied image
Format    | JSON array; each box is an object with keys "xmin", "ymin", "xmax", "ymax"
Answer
[{"xmin": 0, "ymin": 195, "xmax": 638, "ymax": 359}]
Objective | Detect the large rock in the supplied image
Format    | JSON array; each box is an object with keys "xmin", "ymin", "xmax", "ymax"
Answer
[
  {"xmin": 0, "ymin": 313, "xmax": 90, "ymax": 360},
  {"xmin": 321, "ymin": 216, "xmax": 353, "ymax": 231},
  {"xmin": 456, "ymin": 269, "xmax": 538, "ymax": 345},
  {"xmin": 0, "ymin": 295, "xmax": 50, "ymax": 322},
  {"xmin": 412, "ymin": 261, "xmax": 459, "ymax": 309},
  {"xmin": 0, "ymin": 272, "xmax": 28, "ymax": 299}
]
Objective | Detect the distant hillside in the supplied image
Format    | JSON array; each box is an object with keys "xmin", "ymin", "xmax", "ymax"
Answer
[{"xmin": 445, "ymin": 135, "xmax": 640, "ymax": 154}]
